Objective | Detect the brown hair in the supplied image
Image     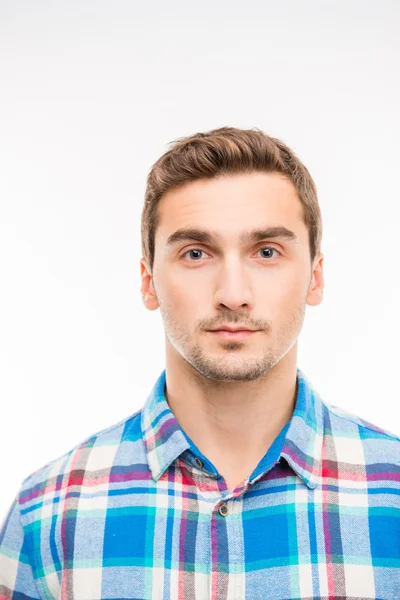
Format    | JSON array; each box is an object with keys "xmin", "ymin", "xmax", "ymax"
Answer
[{"xmin": 141, "ymin": 126, "xmax": 322, "ymax": 272}]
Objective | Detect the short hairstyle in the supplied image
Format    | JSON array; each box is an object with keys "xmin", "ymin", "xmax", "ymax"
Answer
[{"xmin": 141, "ymin": 126, "xmax": 322, "ymax": 272}]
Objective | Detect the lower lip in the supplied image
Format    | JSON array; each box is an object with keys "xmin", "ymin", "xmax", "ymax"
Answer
[{"xmin": 210, "ymin": 330, "xmax": 258, "ymax": 340}]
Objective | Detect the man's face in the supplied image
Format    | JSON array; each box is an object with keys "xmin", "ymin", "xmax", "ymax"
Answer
[{"xmin": 141, "ymin": 172, "xmax": 323, "ymax": 382}]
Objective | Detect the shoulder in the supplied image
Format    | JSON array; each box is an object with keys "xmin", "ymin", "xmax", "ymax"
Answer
[
  {"xmin": 322, "ymin": 398, "xmax": 400, "ymax": 465},
  {"xmin": 17, "ymin": 408, "xmax": 144, "ymax": 522}
]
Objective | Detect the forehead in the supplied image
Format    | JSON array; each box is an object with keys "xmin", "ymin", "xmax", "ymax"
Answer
[{"xmin": 156, "ymin": 172, "xmax": 306, "ymax": 245}]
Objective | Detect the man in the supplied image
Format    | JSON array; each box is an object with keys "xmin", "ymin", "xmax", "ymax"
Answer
[{"xmin": 1, "ymin": 126, "xmax": 399, "ymax": 600}]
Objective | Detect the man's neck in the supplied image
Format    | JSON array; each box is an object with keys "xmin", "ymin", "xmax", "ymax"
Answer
[{"xmin": 164, "ymin": 348, "xmax": 298, "ymax": 490}]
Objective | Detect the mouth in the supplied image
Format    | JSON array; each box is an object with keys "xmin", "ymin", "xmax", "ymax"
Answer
[{"xmin": 208, "ymin": 329, "xmax": 258, "ymax": 340}]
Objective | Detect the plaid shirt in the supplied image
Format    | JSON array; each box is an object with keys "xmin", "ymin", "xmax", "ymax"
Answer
[{"xmin": 1, "ymin": 367, "xmax": 400, "ymax": 600}]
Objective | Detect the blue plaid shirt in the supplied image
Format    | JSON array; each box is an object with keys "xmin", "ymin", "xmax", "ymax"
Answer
[{"xmin": 1, "ymin": 367, "xmax": 400, "ymax": 599}]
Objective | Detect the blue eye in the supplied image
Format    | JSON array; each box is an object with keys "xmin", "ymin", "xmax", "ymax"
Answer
[
  {"xmin": 258, "ymin": 247, "xmax": 279, "ymax": 259},
  {"xmin": 180, "ymin": 246, "xmax": 280, "ymax": 261},
  {"xmin": 182, "ymin": 249, "xmax": 208, "ymax": 260}
]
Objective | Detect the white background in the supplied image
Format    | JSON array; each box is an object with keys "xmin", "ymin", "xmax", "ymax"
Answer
[{"xmin": 1, "ymin": 0, "xmax": 399, "ymax": 518}]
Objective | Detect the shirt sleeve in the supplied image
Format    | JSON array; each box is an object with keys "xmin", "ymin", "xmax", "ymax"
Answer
[{"xmin": 0, "ymin": 495, "xmax": 41, "ymax": 600}]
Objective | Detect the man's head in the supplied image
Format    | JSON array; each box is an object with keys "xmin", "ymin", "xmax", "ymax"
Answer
[{"xmin": 140, "ymin": 126, "xmax": 324, "ymax": 382}]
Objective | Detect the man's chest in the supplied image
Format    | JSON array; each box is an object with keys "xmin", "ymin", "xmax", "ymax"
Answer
[{"xmin": 34, "ymin": 478, "xmax": 400, "ymax": 600}]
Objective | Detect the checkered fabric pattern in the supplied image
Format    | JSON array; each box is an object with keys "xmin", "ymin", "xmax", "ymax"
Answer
[{"xmin": 1, "ymin": 367, "xmax": 400, "ymax": 600}]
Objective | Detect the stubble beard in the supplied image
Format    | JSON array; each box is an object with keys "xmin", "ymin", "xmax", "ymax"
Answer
[{"xmin": 161, "ymin": 302, "xmax": 307, "ymax": 384}]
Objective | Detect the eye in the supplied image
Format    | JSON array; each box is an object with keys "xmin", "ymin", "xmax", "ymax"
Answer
[
  {"xmin": 257, "ymin": 246, "xmax": 280, "ymax": 260},
  {"xmin": 180, "ymin": 246, "xmax": 281, "ymax": 262},
  {"xmin": 181, "ymin": 248, "xmax": 210, "ymax": 261}
]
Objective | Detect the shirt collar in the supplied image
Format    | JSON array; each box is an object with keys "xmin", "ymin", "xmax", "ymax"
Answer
[
  {"xmin": 141, "ymin": 367, "xmax": 323, "ymax": 489},
  {"xmin": 279, "ymin": 369, "xmax": 323, "ymax": 489}
]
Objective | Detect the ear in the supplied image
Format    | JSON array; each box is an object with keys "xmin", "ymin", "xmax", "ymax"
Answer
[
  {"xmin": 140, "ymin": 259, "xmax": 159, "ymax": 311},
  {"xmin": 307, "ymin": 252, "xmax": 324, "ymax": 307}
]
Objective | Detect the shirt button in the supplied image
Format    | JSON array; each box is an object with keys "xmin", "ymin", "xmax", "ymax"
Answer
[
  {"xmin": 218, "ymin": 503, "xmax": 228, "ymax": 517},
  {"xmin": 194, "ymin": 457, "xmax": 203, "ymax": 468}
]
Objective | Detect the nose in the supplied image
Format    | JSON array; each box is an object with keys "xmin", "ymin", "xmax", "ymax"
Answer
[{"xmin": 213, "ymin": 259, "xmax": 253, "ymax": 311}]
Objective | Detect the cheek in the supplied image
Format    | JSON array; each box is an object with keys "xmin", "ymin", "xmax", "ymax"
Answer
[
  {"xmin": 261, "ymin": 272, "xmax": 307, "ymax": 315},
  {"xmin": 160, "ymin": 277, "xmax": 203, "ymax": 316},
  {"xmin": 166, "ymin": 269, "xmax": 209, "ymax": 301},
  {"xmin": 263, "ymin": 265, "xmax": 300, "ymax": 289}
]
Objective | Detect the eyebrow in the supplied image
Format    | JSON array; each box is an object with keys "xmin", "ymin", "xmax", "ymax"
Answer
[{"xmin": 165, "ymin": 226, "xmax": 299, "ymax": 248}]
